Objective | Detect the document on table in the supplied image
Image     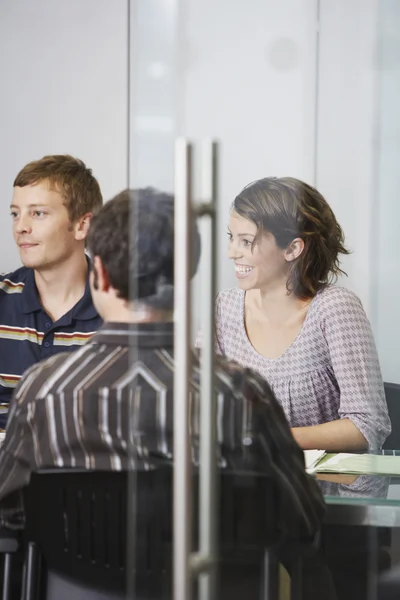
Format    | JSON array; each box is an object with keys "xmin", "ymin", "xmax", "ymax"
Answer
[
  {"xmin": 314, "ymin": 453, "xmax": 400, "ymax": 476},
  {"xmin": 304, "ymin": 449, "xmax": 326, "ymax": 473}
]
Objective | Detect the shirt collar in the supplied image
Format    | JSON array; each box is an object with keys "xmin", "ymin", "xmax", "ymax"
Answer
[
  {"xmin": 91, "ymin": 322, "xmax": 174, "ymax": 348},
  {"xmin": 21, "ymin": 258, "xmax": 98, "ymax": 322},
  {"xmin": 21, "ymin": 269, "xmax": 42, "ymax": 314},
  {"xmin": 69, "ymin": 275, "xmax": 98, "ymax": 321}
]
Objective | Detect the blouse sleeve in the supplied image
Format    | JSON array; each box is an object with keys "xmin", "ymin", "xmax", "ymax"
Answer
[
  {"xmin": 321, "ymin": 288, "xmax": 391, "ymax": 448},
  {"xmin": 195, "ymin": 293, "xmax": 225, "ymax": 356}
]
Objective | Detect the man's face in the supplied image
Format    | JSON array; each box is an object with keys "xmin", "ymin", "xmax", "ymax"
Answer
[{"xmin": 11, "ymin": 181, "xmax": 82, "ymax": 271}]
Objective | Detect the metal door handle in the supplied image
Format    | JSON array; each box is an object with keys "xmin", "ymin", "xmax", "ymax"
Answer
[{"xmin": 173, "ymin": 138, "xmax": 219, "ymax": 600}]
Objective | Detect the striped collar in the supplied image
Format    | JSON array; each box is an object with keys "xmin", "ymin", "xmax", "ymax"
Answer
[{"xmin": 91, "ymin": 322, "xmax": 174, "ymax": 348}]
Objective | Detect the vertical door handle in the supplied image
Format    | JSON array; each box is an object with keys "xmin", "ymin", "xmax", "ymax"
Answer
[
  {"xmin": 173, "ymin": 137, "xmax": 193, "ymax": 600},
  {"xmin": 198, "ymin": 139, "xmax": 219, "ymax": 600}
]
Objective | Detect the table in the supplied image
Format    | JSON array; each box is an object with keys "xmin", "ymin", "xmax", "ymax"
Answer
[{"xmin": 320, "ymin": 451, "xmax": 400, "ymax": 527}]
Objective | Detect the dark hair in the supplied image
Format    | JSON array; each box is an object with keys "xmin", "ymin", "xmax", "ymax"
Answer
[
  {"xmin": 233, "ymin": 177, "xmax": 349, "ymax": 299},
  {"xmin": 14, "ymin": 154, "xmax": 103, "ymax": 222},
  {"xmin": 87, "ymin": 188, "xmax": 201, "ymax": 307}
]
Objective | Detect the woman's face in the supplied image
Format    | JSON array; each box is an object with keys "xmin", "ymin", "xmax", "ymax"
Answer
[{"xmin": 227, "ymin": 211, "xmax": 291, "ymax": 292}]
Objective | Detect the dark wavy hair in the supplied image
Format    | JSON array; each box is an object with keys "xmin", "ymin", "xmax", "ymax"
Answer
[
  {"xmin": 87, "ymin": 188, "xmax": 201, "ymax": 308},
  {"xmin": 232, "ymin": 177, "xmax": 349, "ymax": 299}
]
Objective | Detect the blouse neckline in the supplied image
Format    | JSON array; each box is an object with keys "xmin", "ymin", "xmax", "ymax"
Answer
[{"xmin": 239, "ymin": 289, "xmax": 319, "ymax": 362}]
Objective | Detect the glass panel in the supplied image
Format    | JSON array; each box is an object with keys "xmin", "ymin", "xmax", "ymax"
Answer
[
  {"xmin": 128, "ymin": 0, "xmax": 400, "ymax": 598},
  {"xmin": 0, "ymin": 1, "xmax": 133, "ymax": 598},
  {"xmin": 127, "ymin": 3, "xmax": 178, "ymax": 597},
  {"xmin": 128, "ymin": 0, "xmax": 179, "ymax": 192}
]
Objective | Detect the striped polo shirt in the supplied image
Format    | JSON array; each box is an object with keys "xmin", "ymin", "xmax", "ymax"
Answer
[
  {"xmin": 0, "ymin": 265, "xmax": 102, "ymax": 414},
  {"xmin": 0, "ymin": 321, "xmax": 325, "ymax": 532}
]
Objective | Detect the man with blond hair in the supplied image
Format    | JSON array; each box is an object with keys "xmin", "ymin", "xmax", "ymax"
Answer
[{"xmin": 0, "ymin": 155, "xmax": 103, "ymax": 423}]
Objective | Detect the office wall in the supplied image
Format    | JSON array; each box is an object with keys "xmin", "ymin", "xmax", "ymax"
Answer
[
  {"xmin": 375, "ymin": 0, "xmax": 400, "ymax": 383},
  {"xmin": 179, "ymin": 0, "xmax": 319, "ymax": 295},
  {"xmin": 0, "ymin": 0, "xmax": 128, "ymax": 272},
  {"xmin": 128, "ymin": 0, "xmax": 179, "ymax": 194},
  {"xmin": 316, "ymin": 0, "xmax": 379, "ymax": 316},
  {"xmin": 316, "ymin": 0, "xmax": 400, "ymax": 383}
]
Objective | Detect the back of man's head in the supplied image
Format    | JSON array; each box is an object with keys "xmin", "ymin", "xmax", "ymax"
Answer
[
  {"xmin": 14, "ymin": 154, "xmax": 103, "ymax": 222},
  {"xmin": 87, "ymin": 188, "xmax": 200, "ymax": 308}
]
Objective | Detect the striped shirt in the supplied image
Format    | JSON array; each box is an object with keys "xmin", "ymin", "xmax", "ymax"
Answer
[
  {"xmin": 0, "ymin": 322, "xmax": 325, "ymax": 534},
  {"xmin": 0, "ymin": 265, "xmax": 102, "ymax": 418}
]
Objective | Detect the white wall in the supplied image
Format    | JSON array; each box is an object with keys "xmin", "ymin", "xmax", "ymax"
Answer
[
  {"xmin": 316, "ymin": 0, "xmax": 379, "ymax": 316},
  {"xmin": 375, "ymin": 0, "xmax": 400, "ymax": 383},
  {"xmin": 0, "ymin": 0, "xmax": 128, "ymax": 272},
  {"xmin": 316, "ymin": 0, "xmax": 400, "ymax": 383},
  {"xmin": 128, "ymin": 0, "xmax": 179, "ymax": 193},
  {"xmin": 180, "ymin": 0, "xmax": 319, "ymax": 294}
]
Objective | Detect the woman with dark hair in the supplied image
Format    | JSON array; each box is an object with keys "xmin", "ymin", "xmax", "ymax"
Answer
[{"xmin": 208, "ymin": 177, "xmax": 390, "ymax": 451}]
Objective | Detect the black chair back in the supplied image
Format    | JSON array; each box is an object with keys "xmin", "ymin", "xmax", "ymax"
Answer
[
  {"xmin": 383, "ymin": 383, "xmax": 400, "ymax": 450},
  {"xmin": 23, "ymin": 467, "xmax": 281, "ymax": 599},
  {"xmin": 24, "ymin": 467, "xmax": 171, "ymax": 596}
]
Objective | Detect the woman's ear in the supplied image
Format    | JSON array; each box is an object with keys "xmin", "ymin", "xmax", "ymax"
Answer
[{"xmin": 284, "ymin": 237, "xmax": 304, "ymax": 263}]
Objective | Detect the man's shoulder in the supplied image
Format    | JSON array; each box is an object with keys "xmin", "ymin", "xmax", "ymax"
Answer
[
  {"xmin": 0, "ymin": 266, "xmax": 31, "ymax": 296},
  {"xmin": 26, "ymin": 346, "xmax": 89, "ymax": 378},
  {"xmin": 15, "ymin": 343, "xmax": 98, "ymax": 402}
]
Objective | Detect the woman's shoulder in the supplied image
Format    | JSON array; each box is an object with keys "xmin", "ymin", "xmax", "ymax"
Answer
[
  {"xmin": 216, "ymin": 287, "xmax": 244, "ymax": 309},
  {"xmin": 312, "ymin": 285, "xmax": 366, "ymax": 322},
  {"xmin": 314, "ymin": 284, "xmax": 363, "ymax": 308}
]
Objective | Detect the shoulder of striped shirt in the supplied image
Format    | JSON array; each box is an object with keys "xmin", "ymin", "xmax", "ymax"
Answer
[
  {"xmin": 0, "ymin": 325, "xmax": 97, "ymax": 346},
  {"xmin": 0, "ymin": 276, "xmax": 25, "ymax": 294},
  {"xmin": 0, "ymin": 344, "xmax": 98, "ymax": 388},
  {"xmin": 0, "ymin": 343, "xmax": 97, "ymax": 391},
  {"xmin": 36, "ymin": 345, "xmax": 94, "ymax": 374}
]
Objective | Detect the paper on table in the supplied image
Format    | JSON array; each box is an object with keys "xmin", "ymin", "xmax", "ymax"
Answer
[
  {"xmin": 315, "ymin": 453, "xmax": 400, "ymax": 476},
  {"xmin": 304, "ymin": 449, "xmax": 326, "ymax": 473}
]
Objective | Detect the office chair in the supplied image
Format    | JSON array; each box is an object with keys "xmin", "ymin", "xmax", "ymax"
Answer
[
  {"xmin": 20, "ymin": 467, "xmax": 284, "ymax": 600},
  {"xmin": 0, "ymin": 527, "xmax": 20, "ymax": 600},
  {"xmin": 383, "ymin": 383, "xmax": 400, "ymax": 450}
]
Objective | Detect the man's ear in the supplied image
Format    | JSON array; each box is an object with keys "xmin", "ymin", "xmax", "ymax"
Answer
[
  {"xmin": 93, "ymin": 255, "xmax": 111, "ymax": 292},
  {"xmin": 74, "ymin": 213, "xmax": 92, "ymax": 242},
  {"xmin": 284, "ymin": 237, "xmax": 304, "ymax": 263}
]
